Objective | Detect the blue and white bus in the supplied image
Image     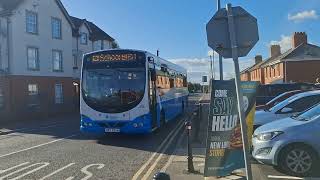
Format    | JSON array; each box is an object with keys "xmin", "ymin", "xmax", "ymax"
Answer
[{"xmin": 80, "ymin": 49, "xmax": 188, "ymax": 134}]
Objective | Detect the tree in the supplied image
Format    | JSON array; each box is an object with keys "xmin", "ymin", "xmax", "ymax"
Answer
[
  {"xmin": 111, "ymin": 41, "xmax": 119, "ymax": 49},
  {"xmin": 188, "ymin": 82, "xmax": 201, "ymax": 92}
]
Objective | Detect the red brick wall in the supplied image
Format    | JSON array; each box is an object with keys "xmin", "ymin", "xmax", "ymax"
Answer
[
  {"xmin": 264, "ymin": 63, "xmax": 284, "ymax": 84},
  {"xmin": 286, "ymin": 61, "xmax": 320, "ymax": 83},
  {"xmin": 250, "ymin": 69, "xmax": 265, "ymax": 84},
  {"xmin": 240, "ymin": 72, "xmax": 250, "ymax": 81},
  {"xmin": 1, "ymin": 75, "xmax": 79, "ymax": 122}
]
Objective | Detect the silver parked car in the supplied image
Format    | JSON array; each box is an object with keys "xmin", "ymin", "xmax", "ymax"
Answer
[
  {"xmin": 252, "ymin": 103, "xmax": 320, "ymax": 176},
  {"xmin": 254, "ymin": 90, "xmax": 320, "ymax": 129}
]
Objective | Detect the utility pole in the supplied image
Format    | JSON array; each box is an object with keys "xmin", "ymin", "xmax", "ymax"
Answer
[
  {"xmin": 210, "ymin": 55, "xmax": 214, "ymax": 79},
  {"xmin": 217, "ymin": 0, "xmax": 223, "ymax": 80}
]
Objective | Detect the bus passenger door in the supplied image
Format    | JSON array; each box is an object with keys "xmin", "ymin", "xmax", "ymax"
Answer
[{"xmin": 149, "ymin": 69, "xmax": 158, "ymax": 129}]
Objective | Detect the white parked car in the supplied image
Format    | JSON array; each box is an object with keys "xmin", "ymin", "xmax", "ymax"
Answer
[{"xmin": 254, "ymin": 90, "xmax": 320, "ymax": 129}]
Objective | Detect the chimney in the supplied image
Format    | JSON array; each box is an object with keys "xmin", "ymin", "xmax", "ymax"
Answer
[
  {"xmin": 270, "ymin": 45, "xmax": 281, "ymax": 57},
  {"xmin": 255, "ymin": 55, "xmax": 262, "ymax": 64},
  {"xmin": 292, "ymin": 32, "xmax": 307, "ymax": 48}
]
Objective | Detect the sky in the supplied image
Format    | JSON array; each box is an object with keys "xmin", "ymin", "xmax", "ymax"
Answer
[{"xmin": 61, "ymin": 0, "xmax": 320, "ymax": 83}]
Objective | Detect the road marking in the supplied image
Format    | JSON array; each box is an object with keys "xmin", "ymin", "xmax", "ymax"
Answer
[
  {"xmin": 80, "ymin": 164, "xmax": 105, "ymax": 180},
  {"xmin": 267, "ymin": 175, "xmax": 303, "ymax": 179},
  {"xmin": 0, "ymin": 122, "xmax": 63, "ymax": 133},
  {"xmin": 161, "ymin": 124, "xmax": 186, "ymax": 172},
  {"xmin": 10, "ymin": 162, "xmax": 50, "ymax": 180},
  {"xmin": 132, "ymin": 120, "xmax": 184, "ymax": 180},
  {"xmin": 141, "ymin": 121, "xmax": 185, "ymax": 180},
  {"xmin": 0, "ymin": 134, "xmax": 78, "ymax": 158},
  {"xmin": 0, "ymin": 162, "xmax": 49, "ymax": 180},
  {"xmin": 0, "ymin": 162, "xmax": 30, "ymax": 174},
  {"xmin": 39, "ymin": 163, "xmax": 75, "ymax": 180}
]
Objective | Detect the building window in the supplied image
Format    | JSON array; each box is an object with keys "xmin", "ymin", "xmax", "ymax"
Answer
[
  {"xmin": 52, "ymin": 17, "xmax": 62, "ymax": 39},
  {"xmin": 27, "ymin": 47, "xmax": 39, "ymax": 70},
  {"xmin": 93, "ymin": 41, "xmax": 101, "ymax": 51},
  {"xmin": 55, "ymin": 84, "xmax": 63, "ymax": 104},
  {"xmin": 52, "ymin": 50, "xmax": 63, "ymax": 71},
  {"xmin": 80, "ymin": 33, "xmax": 88, "ymax": 45},
  {"xmin": 26, "ymin": 11, "xmax": 38, "ymax": 34},
  {"xmin": 28, "ymin": 84, "xmax": 40, "ymax": 106},
  {"xmin": 0, "ymin": 87, "xmax": 4, "ymax": 109}
]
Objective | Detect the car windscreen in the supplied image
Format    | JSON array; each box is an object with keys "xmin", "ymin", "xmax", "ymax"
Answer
[{"xmin": 294, "ymin": 103, "xmax": 320, "ymax": 121}]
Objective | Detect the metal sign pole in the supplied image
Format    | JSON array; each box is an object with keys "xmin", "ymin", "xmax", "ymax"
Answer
[
  {"xmin": 217, "ymin": 0, "xmax": 223, "ymax": 80},
  {"xmin": 226, "ymin": 3, "xmax": 253, "ymax": 180}
]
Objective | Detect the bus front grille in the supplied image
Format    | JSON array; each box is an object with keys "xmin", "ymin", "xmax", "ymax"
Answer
[{"xmin": 97, "ymin": 122, "xmax": 127, "ymax": 128}]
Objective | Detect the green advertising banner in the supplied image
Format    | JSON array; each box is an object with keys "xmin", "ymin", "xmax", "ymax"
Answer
[{"xmin": 204, "ymin": 80, "xmax": 258, "ymax": 177}]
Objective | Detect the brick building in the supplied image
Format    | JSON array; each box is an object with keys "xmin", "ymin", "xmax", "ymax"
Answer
[
  {"xmin": 0, "ymin": 0, "xmax": 115, "ymax": 121},
  {"xmin": 241, "ymin": 32, "xmax": 320, "ymax": 85}
]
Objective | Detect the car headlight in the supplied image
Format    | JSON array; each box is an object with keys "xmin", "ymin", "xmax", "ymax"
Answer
[{"xmin": 256, "ymin": 131, "xmax": 283, "ymax": 141}]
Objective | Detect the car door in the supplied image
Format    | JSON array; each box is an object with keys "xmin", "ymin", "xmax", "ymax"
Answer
[{"xmin": 276, "ymin": 95, "xmax": 320, "ymax": 119}]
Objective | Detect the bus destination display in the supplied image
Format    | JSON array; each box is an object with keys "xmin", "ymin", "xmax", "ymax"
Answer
[{"xmin": 92, "ymin": 53, "xmax": 138, "ymax": 62}]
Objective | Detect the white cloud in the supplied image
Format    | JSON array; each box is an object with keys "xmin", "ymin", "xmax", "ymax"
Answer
[
  {"xmin": 288, "ymin": 10, "xmax": 318, "ymax": 22},
  {"xmin": 270, "ymin": 35, "xmax": 292, "ymax": 53},
  {"xmin": 169, "ymin": 57, "xmax": 254, "ymax": 83},
  {"xmin": 208, "ymin": 50, "xmax": 219, "ymax": 59}
]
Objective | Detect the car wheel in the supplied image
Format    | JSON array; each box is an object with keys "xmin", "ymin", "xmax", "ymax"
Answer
[{"xmin": 278, "ymin": 144, "xmax": 318, "ymax": 177}]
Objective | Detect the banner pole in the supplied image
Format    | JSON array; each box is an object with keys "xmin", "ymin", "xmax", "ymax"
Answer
[{"xmin": 226, "ymin": 3, "xmax": 253, "ymax": 180}]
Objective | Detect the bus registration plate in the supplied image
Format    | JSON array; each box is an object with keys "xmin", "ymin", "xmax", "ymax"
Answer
[{"xmin": 105, "ymin": 128, "xmax": 120, "ymax": 133}]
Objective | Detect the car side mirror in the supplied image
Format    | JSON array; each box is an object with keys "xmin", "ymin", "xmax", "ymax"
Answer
[
  {"xmin": 280, "ymin": 107, "xmax": 293, "ymax": 113},
  {"xmin": 151, "ymin": 70, "xmax": 156, "ymax": 81}
]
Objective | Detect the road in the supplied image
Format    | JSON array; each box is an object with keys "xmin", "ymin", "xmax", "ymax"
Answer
[
  {"xmin": 0, "ymin": 94, "xmax": 202, "ymax": 180},
  {"xmin": 1, "ymin": 93, "xmax": 318, "ymax": 180}
]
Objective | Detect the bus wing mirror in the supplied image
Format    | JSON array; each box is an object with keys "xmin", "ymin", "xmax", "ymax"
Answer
[{"xmin": 151, "ymin": 70, "xmax": 156, "ymax": 81}]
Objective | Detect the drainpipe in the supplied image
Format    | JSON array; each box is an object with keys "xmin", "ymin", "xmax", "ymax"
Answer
[
  {"xmin": 284, "ymin": 61, "xmax": 287, "ymax": 83},
  {"xmin": 6, "ymin": 16, "xmax": 14, "ymax": 117},
  {"xmin": 6, "ymin": 17, "xmax": 11, "ymax": 74}
]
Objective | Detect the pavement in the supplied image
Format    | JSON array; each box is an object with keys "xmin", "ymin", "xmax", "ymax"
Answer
[
  {"xmin": 162, "ymin": 94, "xmax": 320, "ymax": 180},
  {"xmin": 1, "ymin": 93, "xmax": 319, "ymax": 180}
]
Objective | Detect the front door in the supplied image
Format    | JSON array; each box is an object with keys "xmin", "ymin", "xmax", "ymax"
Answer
[{"xmin": 149, "ymin": 71, "xmax": 157, "ymax": 129}]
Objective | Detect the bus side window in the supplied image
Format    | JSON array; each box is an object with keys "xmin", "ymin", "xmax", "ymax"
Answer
[{"xmin": 169, "ymin": 78, "xmax": 174, "ymax": 88}]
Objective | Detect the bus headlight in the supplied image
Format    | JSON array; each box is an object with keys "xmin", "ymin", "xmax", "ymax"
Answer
[
  {"xmin": 83, "ymin": 122, "xmax": 88, "ymax": 126},
  {"xmin": 133, "ymin": 123, "xmax": 138, "ymax": 128},
  {"xmin": 139, "ymin": 123, "xmax": 144, "ymax": 127}
]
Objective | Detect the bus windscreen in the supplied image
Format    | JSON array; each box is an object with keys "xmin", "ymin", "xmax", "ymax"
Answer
[{"xmin": 82, "ymin": 51, "xmax": 146, "ymax": 113}]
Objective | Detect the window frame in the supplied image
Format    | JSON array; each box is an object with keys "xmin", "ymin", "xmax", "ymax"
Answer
[
  {"xmin": 52, "ymin": 50, "xmax": 63, "ymax": 72},
  {"xmin": 27, "ymin": 46, "xmax": 39, "ymax": 71},
  {"xmin": 26, "ymin": 10, "xmax": 38, "ymax": 34},
  {"xmin": 54, "ymin": 84, "xmax": 64, "ymax": 104},
  {"xmin": 80, "ymin": 32, "xmax": 88, "ymax": 45},
  {"xmin": 27, "ymin": 84, "xmax": 40, "ymax": 106},
  {"xmin": 51, "ymin": 17, "xmax": 62, "ymax": 39}
]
